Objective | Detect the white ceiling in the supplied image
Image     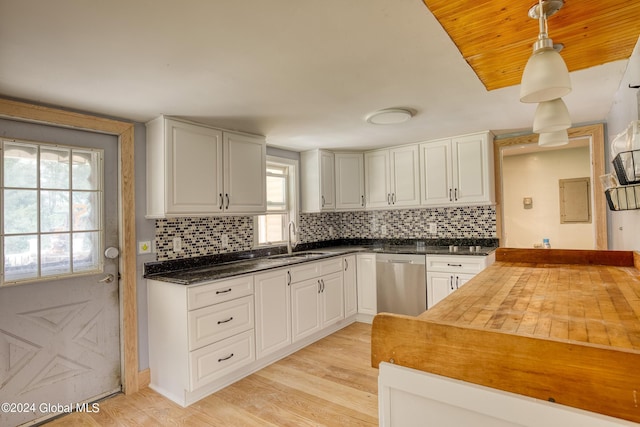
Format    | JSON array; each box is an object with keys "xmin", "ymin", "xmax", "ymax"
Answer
[{"xmin": 0, "ymin": 0, "xmax": 631, "ymax": 151}]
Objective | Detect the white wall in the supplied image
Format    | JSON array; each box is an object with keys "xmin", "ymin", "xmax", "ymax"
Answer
[
  {"xmin": 503, "ymin": 147, "xmax": 594, "ymax": 249},
  {"xmin": 606, "ymin": 37, "xmax": 640, "ymax": 251}
]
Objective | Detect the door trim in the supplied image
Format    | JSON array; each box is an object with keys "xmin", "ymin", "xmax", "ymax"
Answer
[
  {"xmin": 493, "ymin": 123, "xmax": 607, "ymax": 250},
  {"xmin": 0, "ymin": 98, "xmax": 140, "ymax": 394}
]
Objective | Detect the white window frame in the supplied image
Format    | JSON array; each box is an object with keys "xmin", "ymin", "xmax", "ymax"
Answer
[
  {"xmin": 1, "ymin": 138, "xmax": 105, "ymax": 286},
  {"xmin": 254, "ymin": 156, "xmax": 299, "ymax": 248}
]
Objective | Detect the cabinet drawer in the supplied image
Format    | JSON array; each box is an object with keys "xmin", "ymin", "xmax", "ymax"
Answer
[
  {"xmin": 188, "ymin": 275, "xmax": 254, "ymax": 310},
  {"xmin": 289, "ymin": 256, "xmax": 342, "ymax": 283},
  {"xmin": 188, "ymin": 295, "xmax": 254, "ymax": 351},
  {"xmin": 426, "ymin": 255, "xmax": 488, "ymax": 274},
  {"xmin": 188, "ymin": 329, "xmax": 255, "ymax": 391}
]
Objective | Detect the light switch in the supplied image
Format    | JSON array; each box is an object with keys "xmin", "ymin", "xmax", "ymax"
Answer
[{"xmin": 523, "ymin": 197, "xmax": 533, "ymax": 209}]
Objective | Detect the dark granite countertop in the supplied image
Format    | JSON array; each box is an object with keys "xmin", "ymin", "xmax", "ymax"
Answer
[{"xmin": 144, "ymin": 238, "xmax": 498, "ymax": 286}]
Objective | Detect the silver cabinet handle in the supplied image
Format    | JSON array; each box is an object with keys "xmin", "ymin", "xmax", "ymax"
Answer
[
  {"xmin": 225, "ymin": 193, "xmax": 230, "ymax": 209},
  {"xmin": 217, "ymin": 316, "xmax": 234, "ymax": 324},
  {"xmin": 344, "ymin": 258, "xmax": 348, "ymax": 271},
  {"xmin": 216, "ymin": 288, "xmax": 232, "ymax": 294},
  {"xmin": 218, "ymin": 353, "xmax": 234, "ymax": 362},
  {"xmin": 454, "ymin": 188, "xmax": 458, "ymax": 201},
  {"xmin": 287, "ymin": 271, "xmax": 291, "ymax": 286},
  {"xmin": 450, "ymin": 276, "xmax": 454, "ymax": 290},
  {"xmin": 361, "ymin": 195, "xmax": 365, "ymax": 206},
  {"xmin": 392, "ymin": 193, "xmax": 396, "ymax": 204},
  {"xmin": 449, "ymin": 188, "xmax": 452, "ymax": 202},
  {"xmin": 455, "ymin": 276, "xmax": 459, "ymax": 289},
  {"xmin": 321, "ymin": 195, "xmax": 325, "ymax": 207},
  {"xmin": 318, "ymin": 279, "xmax": 322, "ymax": 294},
  {"xmin": 219, "ymin": 193, "xmax": 224, "ymax": 210},
  {"xmin": 447, "ymin": 263, "xmax": 463, "ymax": 267},
  {"xmin": 387, "ymin": 193, "xmax": 391, "ymax": 205},
  {"xmin": 321, "ymin": 279, "xmax": 325, "ymax": 293}
]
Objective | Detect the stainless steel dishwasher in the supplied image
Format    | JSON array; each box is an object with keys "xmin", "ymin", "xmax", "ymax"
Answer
[{"xmin": 376, "ymin": 253, "xmax": 427, "ymax": 316}]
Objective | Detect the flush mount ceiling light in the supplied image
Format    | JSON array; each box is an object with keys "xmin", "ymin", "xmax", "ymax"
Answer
[
  {"xmin": 365, "ymin": 108, "xmax": 413, "ymax": 125},
  {"xmin": 532, "ymin": 97, "xmax": 571, "ymax": 133},
  {"xmin": 520, "ymin": 0, "xmax": 571, "ymax": 103},
  {"xmin": 538, "ymin": 129, "xmax": 569, "ymax": 147}
]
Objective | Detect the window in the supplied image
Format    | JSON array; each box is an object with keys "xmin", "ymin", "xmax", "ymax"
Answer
[
  {"xmin": 2, "ymin": 139, "xmax": 103, "ymax": 284},
  {"xmin": 255, "ymin": 157, "xmax": 298, "ymax": 246}
]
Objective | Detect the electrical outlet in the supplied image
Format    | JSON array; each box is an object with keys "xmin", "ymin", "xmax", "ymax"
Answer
[
  {"xmin": 428, "ymin": 223, "xmax": 437, "ymax": 234},
  {"xmin": 138, "ymin": 240, "xmax": 151, "ymax": 254},
  {"xmin": 173, "ymin": 237, "xmax": 182, "ymax": 252},
  {"xmin": 221, "ymin": 234, "xmax": 229, "ymax": 248}
]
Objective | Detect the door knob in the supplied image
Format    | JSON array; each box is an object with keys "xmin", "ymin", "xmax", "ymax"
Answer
[
  {"xmin": 104, "ymin": 247, "xmax": 119, "ymax": 259},
  {"xmin": 99, "ymin": 274, "xmax": 115, "ymax": 284}
]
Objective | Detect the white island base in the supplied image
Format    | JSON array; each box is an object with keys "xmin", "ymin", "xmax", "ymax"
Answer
[{"xmin": 378, "ymin": 363, "xmax": 638, "ymax": 427}]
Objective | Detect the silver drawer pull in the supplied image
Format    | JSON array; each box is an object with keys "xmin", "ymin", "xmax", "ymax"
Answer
[
  {"xmin": 218, "ymin": 353, "xmax": 234, "ymax": 362},
  {"xmin": 447, "ymin": 263, "xmax": 463, "ymax": 267},
  {"xmin": 216, "ymin": 288, "xmax": 232, "ymax": 294},
  {"xmin": 217, "ymin": 316, "xmax": 234, "ymax": 324}
]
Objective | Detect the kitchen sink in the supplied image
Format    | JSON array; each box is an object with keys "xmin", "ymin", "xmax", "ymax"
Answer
[{"xmin": 267, "ymin": 251, "xmax": 332, "ymax": 260}]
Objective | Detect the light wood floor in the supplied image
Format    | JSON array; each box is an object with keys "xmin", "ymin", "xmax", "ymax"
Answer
[{"xmin": 46, "ymin": 322, "xmax": 378, "ymax": 426}]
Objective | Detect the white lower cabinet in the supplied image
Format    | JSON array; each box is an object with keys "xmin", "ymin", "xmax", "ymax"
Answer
[
  {"xmin": 356, "ymin": 253, "xmax": 377, "ymax": 317},
  {"xmin": 426, "ymin": 253, "xmax": 495, "ymax": 309},
  {"xmin": 343, "ymin": 255, "xmax": 357, "ymax": 318},
  {"xmin": 254, "ymin": 268, "xmax": 292, "ymax": 359},
  {"xmin": 147, "ymin": 275, "xmax": 256, "ymax": 406}
]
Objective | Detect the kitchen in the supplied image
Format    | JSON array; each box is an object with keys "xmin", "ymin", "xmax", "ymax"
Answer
[{"xmin": 1, "ymin": 0, "xmax": 640, "ymax": 426}]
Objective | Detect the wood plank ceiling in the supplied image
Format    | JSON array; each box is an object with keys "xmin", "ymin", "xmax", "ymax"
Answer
[{"xmin": 422, "ymin": 0, "xmax": 640, "ymax": 91}]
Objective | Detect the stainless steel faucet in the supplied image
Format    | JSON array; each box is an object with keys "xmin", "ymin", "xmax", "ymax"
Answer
[{"xmin": 287, "ymin": 220, "xmax": 297, "ymax": 254}]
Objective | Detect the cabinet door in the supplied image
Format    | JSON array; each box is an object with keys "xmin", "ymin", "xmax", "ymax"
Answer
[
  {"xmin": 321, "ymin": 271, "xmax": 344, "ymax": 327},
  {"xmin": 254, "ymin": 269, "xmax": 291, "ymax": 359},
  {"xmin": 223, "ymin": 132, "xmax": 266, "ymax": 213},
  {"xmin": 166, "ymin": 119, "xmax": 224, "ymax": 214},
  {"xmin": 356, "ymin": 254, "xmax": 377, "ymax": 315},
  {"xmin": 420, "ymin": 139, "xmax": 453, "ymax": 206},
  {"xmin": 291, "ymin": 278, "xmax": 322, "ymax": 342},
  {"xmin": 343, "ymin": 255, "xmax": 357, "ymax": 317},
  {"xmin": 364, "ymin": 150, "xmax": 391, "ymax": 208},
  {"xmin": 335, "ymin": 153, "xmax": 365, "ymax": 210},
  {"xmin": 427, "ymin": 272, "xmax": 453, "ymax": 309},
  {"xmin": 454, "ymin": 273, "xmax": 476, "ymax": 290},
  {"xmin": 452, "ymin": 133, "xmax": 492, "ymax": 204},
  {"xmin": 320, "ymin": 150, "xmax": 336, "ymax": 210},
  {"xmin": 390, "ymin": 145, "xmax": 420, "ymax": 207}
]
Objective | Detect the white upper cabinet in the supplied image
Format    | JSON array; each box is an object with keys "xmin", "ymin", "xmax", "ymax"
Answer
[
  {"xmin": 301, "ymin": 149, "xmax": 335, "ymax": 212},
  {"xmin": 146, "ymin": 116, "xmax": 266, "ymax": 218},
  {"xmin": 420, "ymin": 131, "xmax": 494, "ymax": 207},
  {"xmin": 365, "ymin": 145, "xmax": 420, "ymax": 209},
  {"xmin": 335, "ymin": 153, "xmax": 365, "ymax": 210},
  {"xmin": 223, "ymin": 132, "xmax": 267, "ymax": 213}
]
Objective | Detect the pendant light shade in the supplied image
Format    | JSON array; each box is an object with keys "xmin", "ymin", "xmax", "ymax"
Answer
[
  {"xmin": 538, "ymin": 129, "xmax": 569, "ymax": 147},
  {"xmin": 533, "ymin": 98, "xmax": 571, "ymax": 133},
  {"xmin": 519, "ymin": 0, "xmax": 571, "ymax": 103},
  {"xmin": 520, "ymin": 47, "xmax": 571, "ymax": 103}
]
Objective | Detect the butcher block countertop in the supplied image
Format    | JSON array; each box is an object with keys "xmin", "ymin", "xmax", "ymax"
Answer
[{"xmin": 371, "ymin": 248, "xmax": 640, "ymax": 424}]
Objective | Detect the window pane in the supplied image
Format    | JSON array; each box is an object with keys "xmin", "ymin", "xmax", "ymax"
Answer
[
  {"xmin": 72, "ymin": 150, "xmax": 100, "ymax": 190},
  {"xmin": 73, "ymin": 231, "xmax": 100, "ymax": 272},
  {"xmin": 4, "ymin": 235, "xmax": 38, "ymax": 281},
  {"xmin": 41, "ymin": 190, "xmax": 70, "ymax": 232},
  {"xmin": 4, "ymin": 189, "xmax": 38, "ymax": 234},
  {"xmin": 266, "ymin": 174, "xmax": 286, "ymax": 211},
  {"xmin": 72, "ymin": 191, "xmax": 99, "ymax": 231},
  {"xmin": 259, "ymin": 213, "xmax": 286, "ymax": 243},
  {"xmin": 41, "ymin": 233, "xmax": 70, "ymax": 276},
  {"xmin": 3, "ymin": 142, "xmax": 37, "ymax": 188},
  {"xmin": 40, "ymin": 147, "xmax": 70, "ymax": 189}
]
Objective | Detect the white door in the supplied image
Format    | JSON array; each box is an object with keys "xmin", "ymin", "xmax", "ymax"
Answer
[
  {"xmin": 343, "ymin": 255, "xmax": 357, "ymax": 317},
  {"xmin": 223, "ymin": 132, "xmax": 266, "ymax": 213},
  {"xmin": 427, "ymin": 272, "xmax": 453, "ymax": 309},
  {"xmin": 364, "ymin": 150, "xmax": 391, "ymax": 208},
  {"xmin": 335, "ymin": 153, "xmax": 364, "ymax": 210},
  {"xmin": 452, "ymin": 134, "xmax": 489, "ymax": 204},
  {"xmin": 356, "ymin": 254, "xmax": 377, "ymax": 315},
  {"xmin": 319, "ymin": 150, "xmax": 335, "ymax": 210},
  {"xmin": 320, "ymin": 272, "xmax": 344, "ymax": 326},
  {"xmin": 254, "ymin": 268, "xmax": 291, "ymax": 359},
  {"xmin": 390, "ymin": 145, "xmax": 420, "ymax": 207},
  {"xmin": 420, "ymin": 140, "xmax": 453, "ymax": 206},
  {"xmin": 291, "ymin": 278, "xmax": 321, "ymax": 342},
  {"xmin": 0, "ymin": 119, "xmax": 120, "ymax": 427}
]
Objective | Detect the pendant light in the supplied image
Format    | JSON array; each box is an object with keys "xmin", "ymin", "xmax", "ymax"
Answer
[
  {"xmin": 532, "ymin": 98, "xmax": 571, "ymax": 133},
  {"xmin": 520, "ymin": 0, "xmax": 571, "ymax": 103},
  {"xmin": 538, "ymin": 129, "xmax": 569, "ymax": 147}
]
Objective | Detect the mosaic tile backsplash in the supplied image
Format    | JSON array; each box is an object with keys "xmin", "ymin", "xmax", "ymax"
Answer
[{"xmin": 154, "ymin": 206, "xmax": 496, "ymax": 261}]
